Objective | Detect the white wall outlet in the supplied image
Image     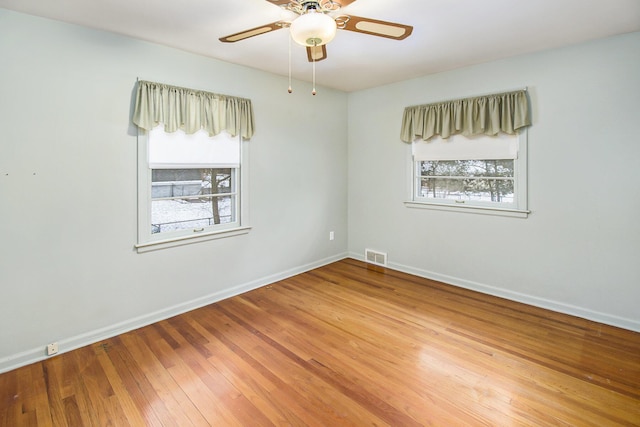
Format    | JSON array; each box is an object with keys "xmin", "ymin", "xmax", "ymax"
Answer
[
  {"xmin": 329, "ymin": 231, "xmax": 335, "ymax": 241},
  {"xmin": 46, "ymin": 342, "xmax": 59, "ymax": 356}
]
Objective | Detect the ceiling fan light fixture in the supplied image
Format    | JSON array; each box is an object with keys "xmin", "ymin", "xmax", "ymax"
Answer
[{"xmin": 290, "ymin": 10, "xmax": 337, "ymax": 46}]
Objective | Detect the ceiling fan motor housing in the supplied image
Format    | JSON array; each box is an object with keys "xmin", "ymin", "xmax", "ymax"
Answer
[{"xmin": 289, "ymin": 7, "xmax": 338, "ymax": 46}]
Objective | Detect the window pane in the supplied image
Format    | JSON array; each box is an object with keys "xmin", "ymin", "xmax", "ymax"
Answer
[
  {"xmin": 151, "ymin": 196, "xmax": 234, "ymax": 234},
  {"xmin": 419, "ymin": 177, "xmax": 514, "ymax": 203},
  {"xmin": 152, "ymin": 168, "xmax": 233, "ymax": 199},
  {"xmin": 150, "ymin": 167, "xmax": 235, "ymax": 235},
  {"xmin": 421, "ymin": 160, "xmax": 514, "ymax": 178}
]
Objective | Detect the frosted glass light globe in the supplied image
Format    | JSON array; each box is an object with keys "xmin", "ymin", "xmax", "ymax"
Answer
[{"xmin": 290, "ymin": 11, "xmax": 337, "ymax": 47}]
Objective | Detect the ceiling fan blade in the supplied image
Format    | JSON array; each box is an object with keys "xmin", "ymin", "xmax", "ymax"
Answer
[
  {"xmin": 219, "ymin": 22, "xmax": 285, "ymax": 43},
  {"xmin": 341, "ymin": 15, "xmax": 413, "ymax": 40},
  {"xmin": 306, "ymin": 45, "xmax": 328, "ymax": 62}
]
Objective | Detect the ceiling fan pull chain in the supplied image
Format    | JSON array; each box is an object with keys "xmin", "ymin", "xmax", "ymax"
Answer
[
  {"xmin": 288, "ymin": 34, "xmax": 293, "ymax": 94},
  {"xmin": 312, "ymin": 42, "xmax": 317, "ymax": 95}
]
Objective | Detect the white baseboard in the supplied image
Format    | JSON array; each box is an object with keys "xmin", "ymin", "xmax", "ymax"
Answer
[
  {"xmin": 350, "ymin": 252, "xmax": 640, "ymax": 333},
  {"xmin": 0, "ymin": 253, "xmax": 349, "ymax": 374}
]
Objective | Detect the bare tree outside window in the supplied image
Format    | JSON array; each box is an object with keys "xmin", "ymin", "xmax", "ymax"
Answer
[
  {"xmin": 418, "ymin": 160, "xmax": 515, "ymax": 203},
  {"xmin": 151, "ymin": 168, "xmax": 235, "ymax": 234}
]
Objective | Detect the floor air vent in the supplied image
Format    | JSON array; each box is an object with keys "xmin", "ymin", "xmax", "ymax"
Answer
[{"xmin": 365, "ymin": 249, "xmax": 387, "ymax": 266}]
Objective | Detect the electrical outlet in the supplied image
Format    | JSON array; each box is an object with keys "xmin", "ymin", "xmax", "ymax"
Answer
[
  {"xmin": 329, "ymin": 231, "xmax": 335, "ymax": 241},
  {"xmin": 46, "ymin": 342, "xmax": 59, "ymax": 356}
]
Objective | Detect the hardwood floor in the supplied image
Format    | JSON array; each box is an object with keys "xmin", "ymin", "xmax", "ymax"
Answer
[{"xmin": 1, "ymin": 258, "xmax": 639, "ymax": 426}]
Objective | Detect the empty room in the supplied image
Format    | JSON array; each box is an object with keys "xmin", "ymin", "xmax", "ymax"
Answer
[{"xmin": 1, "ymin": 0, "xmax": 639, "ymax": 425}]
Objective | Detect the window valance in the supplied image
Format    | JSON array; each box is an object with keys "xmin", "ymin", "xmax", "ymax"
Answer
[
  {"xmin": 400, "ymin": 90, "xmax": 530, "ymax": 143},
  {"xmin": 133, "ymin": 80, "xmax": 255, "ymax": 139}
]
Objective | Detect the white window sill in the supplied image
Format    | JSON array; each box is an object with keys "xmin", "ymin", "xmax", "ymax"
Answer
[
  {"xmin": 404, "ymin": 201, "xmax": 530, "ymax": 218},
  {"xmin": 135, "ymin": 226, "xmax": 252, "ymax": 253}
]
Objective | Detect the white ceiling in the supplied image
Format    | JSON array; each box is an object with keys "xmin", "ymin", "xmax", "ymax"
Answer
[{"xmin": 1, "ymin": 0, "xmax": 639, "ymax": 92}]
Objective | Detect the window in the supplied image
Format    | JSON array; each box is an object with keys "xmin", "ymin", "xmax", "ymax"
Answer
[
  {"xmin": 407, "ymin": 132, "xmax": 529, "ymax": 217},
  {"xmin": 136, "ymin": 126, "xmax": 250, "ymax": 251},
  {"xmin": 417, "ymin": 159, "xmax": 515, "ymax": 204},
  {"xmin": 151, "ymin": 168, "xmax": 236, "ymax": 234}
]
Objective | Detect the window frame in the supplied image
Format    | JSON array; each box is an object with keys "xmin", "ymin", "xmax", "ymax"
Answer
[
  {"xmin": 135, "ymin": 129, "xmax": 251, "ymax": 253},
  {"xmin": 405, "ymin": 130, "xmax": 530, "ymax": 218}
]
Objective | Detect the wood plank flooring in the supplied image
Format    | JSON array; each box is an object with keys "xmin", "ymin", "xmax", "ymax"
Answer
[{"xmin": 1, "ymin": 258, "xmax": 639, "ymax": 426}]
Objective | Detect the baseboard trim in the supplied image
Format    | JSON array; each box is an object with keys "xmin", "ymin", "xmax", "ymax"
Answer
[
  {"xmin": 350, "ymin": 252, "xmax": 640, "ymax": 333},
  {"xmin": 0, "ymin": 253, "xmax": 349, "ymax": 374}
]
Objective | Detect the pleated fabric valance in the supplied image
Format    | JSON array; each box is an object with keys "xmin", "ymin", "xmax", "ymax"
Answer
[
  {"xmin": 400, "ymin": 90, "xmax": 530, "ymax": 143},
  {"xmin": 133, "ymin": 80, "xmax": 255, "ymax": 139}
]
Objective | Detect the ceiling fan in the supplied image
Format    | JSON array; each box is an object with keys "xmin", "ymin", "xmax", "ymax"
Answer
[{"xmin": 219, "ymin": 0, "xmax": 413, "ymax": 63}]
